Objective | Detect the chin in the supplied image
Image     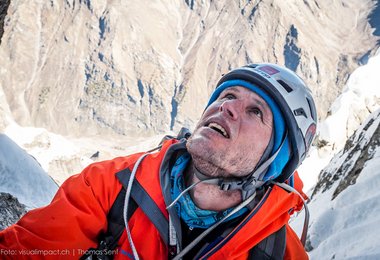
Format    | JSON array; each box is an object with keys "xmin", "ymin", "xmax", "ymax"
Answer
[{"xmin": 187, "ymin": 137, "xmax": 215, "ymax": 160}]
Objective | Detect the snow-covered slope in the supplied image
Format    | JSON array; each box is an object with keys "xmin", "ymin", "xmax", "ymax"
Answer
[
  {"xmin": 319, "ymin": 48, "xmax": 380, "ymax": 152},
  {"xmin": 3, "ymin": 122, "xmax": 167, "ymax": 185},
  {"xmin": 292, "ymin": 109, "xmax": 380, "ymax": 259},
  {"xmin": 0, "ymin": 134, "xmax": 58, "ymax": 209},
  {"xmin": 298, "ymin": 48, "xmax": 380, "ymax": 193}
]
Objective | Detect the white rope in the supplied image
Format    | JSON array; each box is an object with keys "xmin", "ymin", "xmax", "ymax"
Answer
[
  {"xmin": 272, "ymin": 181, "xmax": 309, "ymax": 246},
  {"xmin": 122, "ymin": 152, "xmax": 152, "ymax": 260},
  {"xmin": 166, "ymin": 178, "xmax": 219, "ymax": 210}
]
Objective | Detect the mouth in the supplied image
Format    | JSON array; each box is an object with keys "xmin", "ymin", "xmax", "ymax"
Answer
[{"xmin": 206, "ymin": 122, "xmax": 230, "ymax": 138}]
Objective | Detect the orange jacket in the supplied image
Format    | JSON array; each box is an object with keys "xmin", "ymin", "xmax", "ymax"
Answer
[{"xmin": 0, "ymin": 139, "xmax": 308, "ymax": 259}]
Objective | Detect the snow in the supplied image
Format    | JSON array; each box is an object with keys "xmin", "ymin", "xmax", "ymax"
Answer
[
  {"xmin": 304, "ymin": 144, "xmax": 380, "ymax": 259},
  {"xmin": 290, "ymin": 108, "xmax": 380, "ymax": 259},
  {"xmin": 4, "ymin": 123, "xmax": 83, "ymax": 172},
  {"xmin": 1, "ymin": 121, "xmax": 167, "ymax": 209},
  {"xmin": 290, "ymin": 48, "xmax": 380, "ymax": 259},
  {"xmin": 298, "ymin": 47, "xmax": 380, "ymax": 194},
  {"xmin": 318, "ymin": 47, "xmax": 380, "ymax": 150},
  {"xmin": 297, "ymin": 146, "xmax": 334, "ymax": 194},
  {"xmin": 0, "ymin": 134, "xmax": 58, "ymax": 209},
  {"xmin": 3, "ymin": 121, "xmax": 167, "ymax": 185}
]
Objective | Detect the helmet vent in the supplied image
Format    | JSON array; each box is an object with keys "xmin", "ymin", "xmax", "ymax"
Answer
[
  {"xmin": 277, "ymin": 80, "xmax": 293, "ymax": 93},
  {"xmin": 294, "ymin": 108, "xmax": 307, "ymax": 118},
  {"xmin": 306, "ymin": 97, "xmax": 317, "ymax": 121},
  {"xmin": 245, "ymin": 64, "xmax": 258, "ymax": 69}
]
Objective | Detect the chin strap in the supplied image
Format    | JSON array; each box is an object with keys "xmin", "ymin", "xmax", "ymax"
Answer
[
  {"xmin": 167, "ymin": 132, "xmax": 287, "ymax": 212},
  {"xmin": 166, "ymin": 177, "xmax": 222, "ymax": 210},
  {"xmin": 193, "ymin": 131, "xmax": 288, "ymax": 200}
]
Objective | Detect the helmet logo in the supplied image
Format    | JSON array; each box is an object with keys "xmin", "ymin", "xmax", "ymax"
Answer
[
  {"xmin": 305, "ymin": 123, "xmax": 316, "ymax": 151},
  {"xmin": 258, "ymin": 66, "xmax": 280, "ymax": 76}
]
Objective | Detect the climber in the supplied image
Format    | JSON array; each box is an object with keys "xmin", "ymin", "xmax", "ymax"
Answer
[{"xmin": 0, "ymin": 63, "xmax": 317, "ymax": 260}]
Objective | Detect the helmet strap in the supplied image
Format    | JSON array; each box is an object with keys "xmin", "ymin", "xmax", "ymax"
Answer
[
  {"xmin": 167, "ymin": 132, "xmax": 287, "ymax": 211},
  {"xmin": 192, "ymin": 132, "xmax": 288, "ymax": 201}
]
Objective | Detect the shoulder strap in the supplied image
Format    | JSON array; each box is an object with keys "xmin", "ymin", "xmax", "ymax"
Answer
[
  {"xmin": 101, "ymin": 188, "xmax": 137, "ymax": 251},
  {"xmin": 80, "ymin": 188, "xmax": 138, "ymax": 260},
  {"xmin": 82, "ymin": 166, "xmax": 170, "ymax": 259},
  {"xmin": 116, "ymin": 168, "xmax": 169, "ymax": 245},
  {"xmin": 248, "ymin": 225, "xmax": 286, "ymax": 260}
]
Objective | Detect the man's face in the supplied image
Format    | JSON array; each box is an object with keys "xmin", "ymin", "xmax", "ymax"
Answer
[{"xmin": 187, "ymin": 86, "xmax": 273, "ymax": 177}]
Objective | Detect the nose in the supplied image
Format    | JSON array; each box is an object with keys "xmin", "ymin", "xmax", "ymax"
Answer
[{"xmin": 219, "ymin": 100, "xmax": 241, "ymax": 120}]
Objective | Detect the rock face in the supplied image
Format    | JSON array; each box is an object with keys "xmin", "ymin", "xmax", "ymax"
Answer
[
  {"xmin": 0, "ymin": 0, "xmax": 378, "ymax": 139},
  {"xmin": 303, "ymin": 109, "xmax": 380, "ymax": 258},
  {"xmin": 0, "ymin": 0, "xmax": 11, "ymax": 132},
  {"xmin": 0, "ymin": 0, "xmax": 10, "ymax": 45},
  {"xmin": 0, "ymin": 192, "xmax": 26, "ymax": 230},
  {"xmin": 312, "ymin": 109, "xmax": 380, "ymax": 200}
]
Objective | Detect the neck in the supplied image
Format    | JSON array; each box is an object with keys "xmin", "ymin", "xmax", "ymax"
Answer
[{"xmin": 184, "ymin": 161, "xmax": 242, "ymax": 211}]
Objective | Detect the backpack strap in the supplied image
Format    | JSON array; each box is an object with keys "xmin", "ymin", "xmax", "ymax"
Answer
[
  {"xmin": 116, "ymin": 168, "xmax": 169, "ymax": 245},
  {"xmin": 80, "ymin": 188, "xmax": 138, "ymax": 260},
  {"xmin": 81, "ymin": 166, "xmax": 170, "ymax": 259},
  {"xmin": 248, "ymin": 225, "xmax": 286, "ymax": 260},
  {"xmin": 100, "ymin": 188, "xmax": 136, "ymax": 251}
]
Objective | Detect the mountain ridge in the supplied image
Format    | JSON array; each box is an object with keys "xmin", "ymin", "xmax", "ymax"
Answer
[
  {"xmin": 0, "ymin": 0, "xmax": 379, "ymax": 139},
  {"xmin": 294, "ymin": 109, "xmax": 380, "ymax": 258}
]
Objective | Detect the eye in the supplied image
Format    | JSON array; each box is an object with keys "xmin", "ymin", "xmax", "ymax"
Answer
[
  {"xmin": 220, "ymin": 93, "xmax": 236, "ymax": 100},
  {"xmin": 248, "ymin": 107, "xmax": 263, "ymax": 119}
]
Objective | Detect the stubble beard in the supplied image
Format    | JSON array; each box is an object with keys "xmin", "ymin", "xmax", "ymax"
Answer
[
  {"xmin": 186, "ymin": 137, "xmax": 257, "ymax": 178},
  {"xmin": 186, "ymin": 137, "xmax": 223, "ymax": 177}
]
